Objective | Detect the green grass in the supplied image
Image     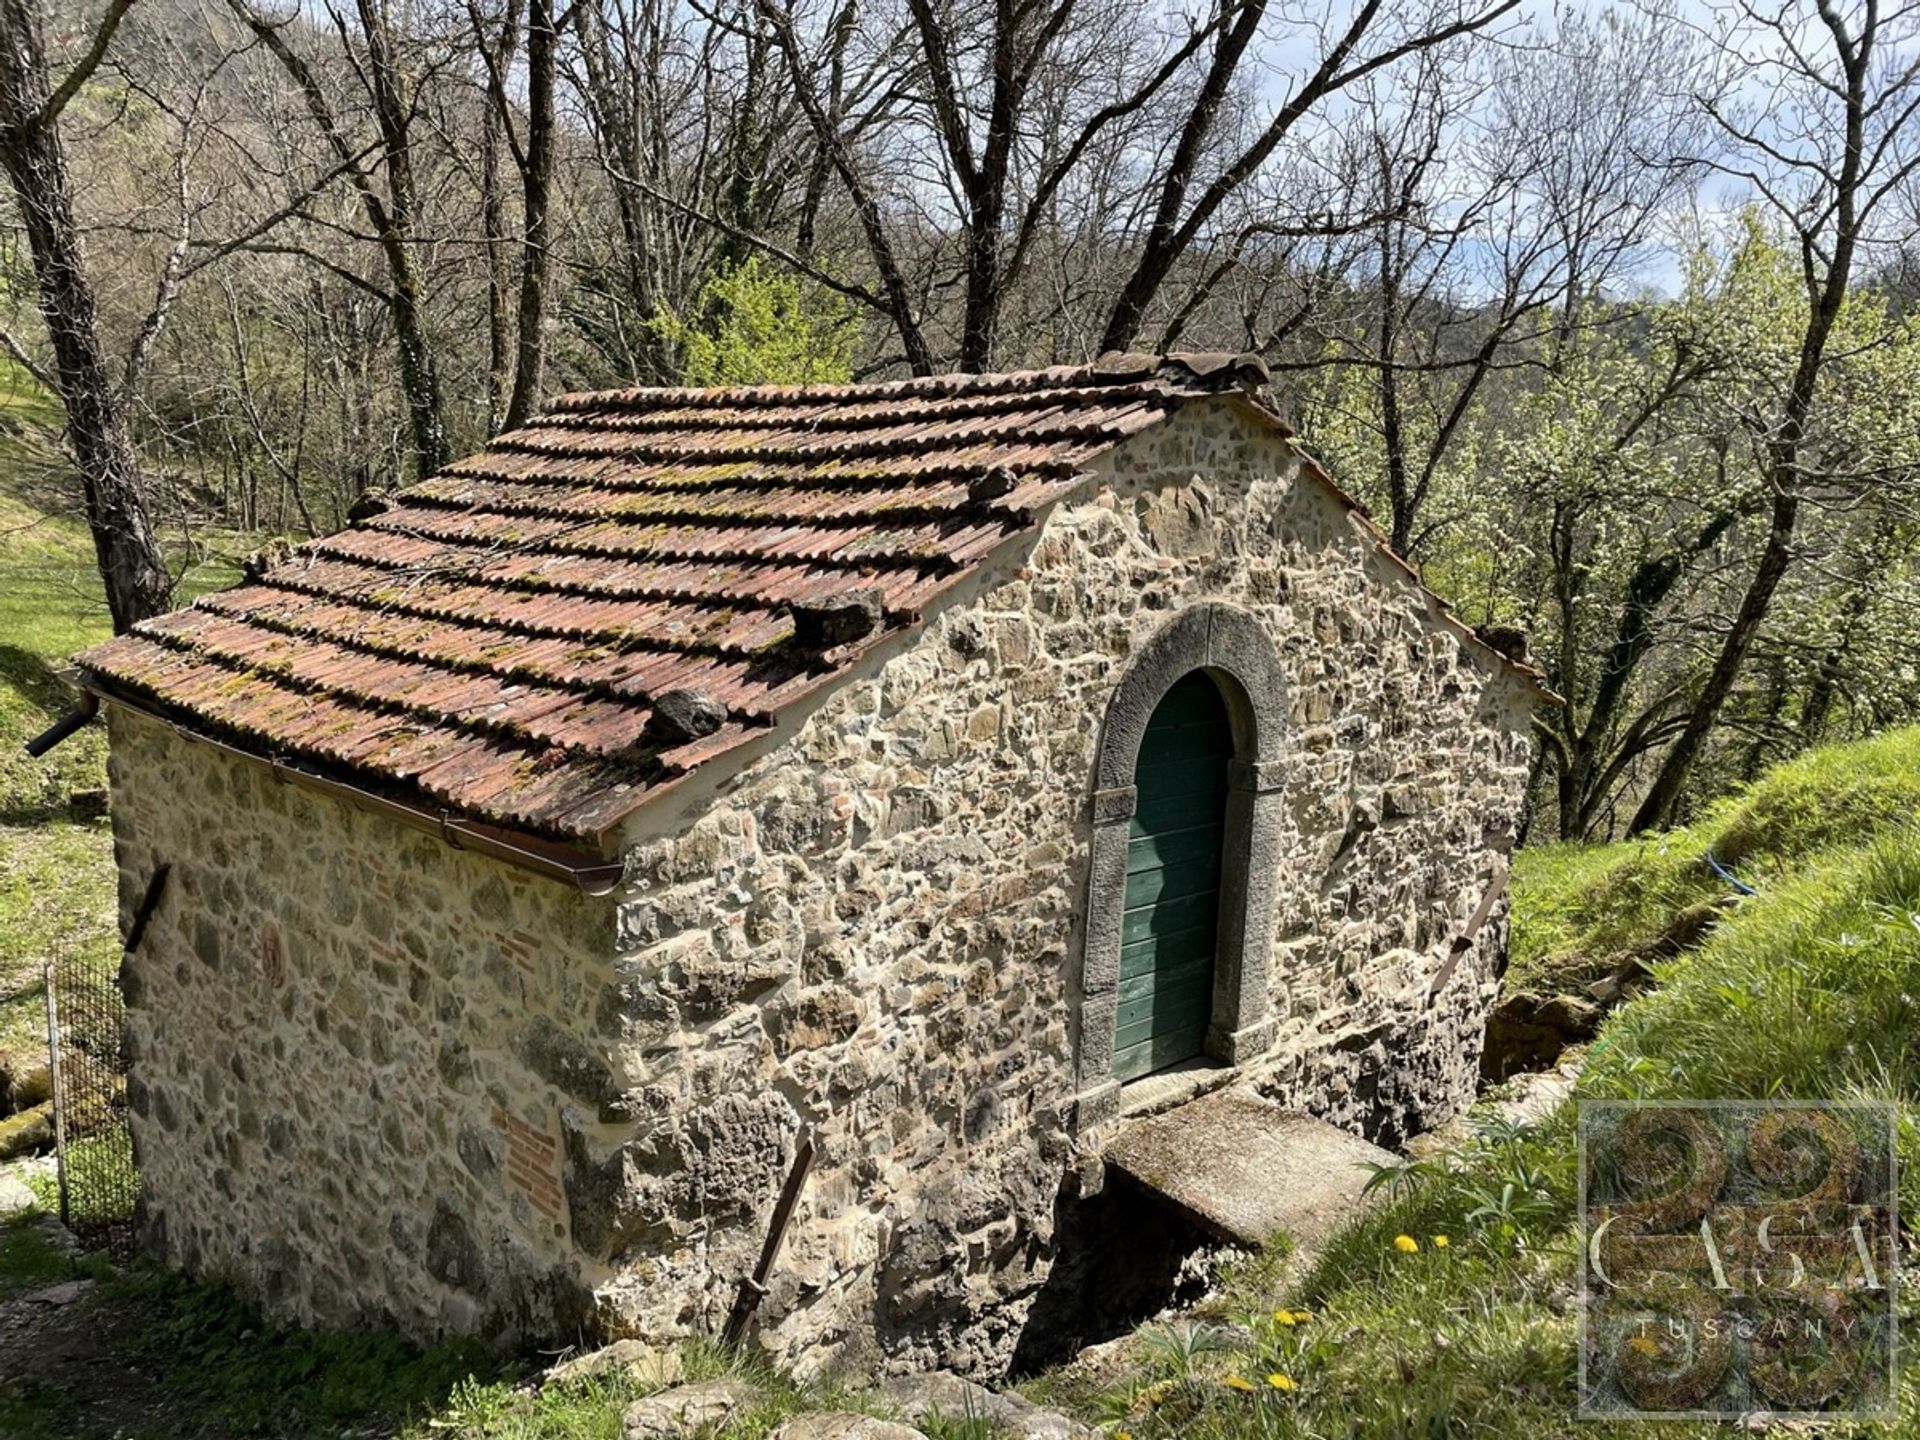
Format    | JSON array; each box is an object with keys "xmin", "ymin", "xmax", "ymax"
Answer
[
  {"xmin": 0, "ymin": 358, "xmax": 246, "ymax": 826},
  {"xmin": 0, "ymin": 464, "xmax": 118, "ymax": 1068},
  {"xmin": 0, "ymin": 817, "xmax": 116, "ymax": 1058},
  {"xmin": 398, "ymin": 1344, "xmax": 810, "ymax": 1440},
  {"xmin": 0, "ymin": 1208, "xmax": 78, "ymax": 1301},
  {"xmin": 0, "ymin": 487, "xmax": 113, "ymax": 821},
  {"xmin": 0, "ymin": 370, "xmax": 242, "ymax": 1068},
  {"xmin": 1, "ymin": 1203, "xmax": 504, "ymax": 1440},
  {"xmin": 25, "ymin": 1128, "xmax": 136, "ymax": 1227},
  {"xmin": 1508, "ymin": 727, "xmax": 1920, "ymax": 992},
  {"xmin": 1586, "ymin": 828, "xmax": 1920, "ymax": 1109},
  {"xmin": 0, "ymin": 1381, "xmax": 82, "ymax": 1440}
]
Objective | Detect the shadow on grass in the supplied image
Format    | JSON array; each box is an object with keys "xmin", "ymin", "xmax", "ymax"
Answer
[
  {"xmin": 0, "ymin": 642, "xmax": 102, "ymax": 825},
  {"xmin": 0, "ymin": 643, "xmax": 72, "ymax": 718},
  {"xmin": 109, "ymin": 1267, "xmax": 504, "ymax": 1438},
  {"xmin": 0, "ymin": 1208, "xmax": 508, "ymax": 1439}
]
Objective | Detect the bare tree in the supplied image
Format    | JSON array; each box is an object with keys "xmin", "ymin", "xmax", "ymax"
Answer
[
  {"xmin": 0, "ymin": 0, "xmax": 173, "ymax": 631},
  {"xmin": 1292, "ymin": 7, "xmax": 1707, "ymax": 558},
  {"xmin": 472, "ymin": 0, "xmax": 559, "ymax": 427},
  {"xmin": 566, "ymin": 0, "xmax": 847, "ymax": 380},
  {"xmin": 1096, "ymin": 0, "xmax": 1523, "ymax": 354},
  {"xmin": 226, "ymin": 0, "xmax": 452, "ymax": 479}
]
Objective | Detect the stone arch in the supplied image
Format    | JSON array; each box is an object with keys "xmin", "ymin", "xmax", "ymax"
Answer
[{"xmin": 1072, "ymin": 604, "xmax": 1288, "ymax": 1129}]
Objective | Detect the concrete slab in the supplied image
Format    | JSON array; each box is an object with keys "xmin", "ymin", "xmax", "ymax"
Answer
[{"xmin": 1102, "ymin": 1088, "xmax": 1401, "ymax": 1250}]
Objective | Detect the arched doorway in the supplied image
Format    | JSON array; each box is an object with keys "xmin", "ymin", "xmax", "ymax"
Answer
[
  {"xmin": 1115, "ymin": 671, "xmax": 1231, "ymax": 1081},
  {"xmin": 1071, "ymin": 603, "xmax": 1289, "ymax": 1131}
]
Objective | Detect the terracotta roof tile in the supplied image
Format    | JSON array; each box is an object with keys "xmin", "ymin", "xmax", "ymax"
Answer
[{"xmin": 73, "ymin": 352, "xmax": 1339, "ymax": 845}]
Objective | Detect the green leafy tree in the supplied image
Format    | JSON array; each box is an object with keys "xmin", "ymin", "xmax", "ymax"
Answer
[
  {"xmin": 1311, "ymin": 214, "xmax": 1920, "ymax": 840},
  {"xmin": 651, "ymin": 257, "xmax": 857, "ymax": 387}
]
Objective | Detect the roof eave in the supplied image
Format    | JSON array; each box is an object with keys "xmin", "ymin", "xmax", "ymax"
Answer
[{"xmin": 75, "ymin": 669, "xmax": 627, "ymax": 896}]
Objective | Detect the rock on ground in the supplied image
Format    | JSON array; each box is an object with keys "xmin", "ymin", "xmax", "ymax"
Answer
[
  {"xmin": 0, "ymin": 1103, "xmax": 52, "ymax": 1161},
  {"xmin": 874, "ymin": 1371, "xmax": 1091, "ymax": 1440},
  {"xmin": 1057, "ymin": 1333, "xmax": 1139, "ymax": 1391},
  {"xmin": 622, "ymin": 1378, "xmax": 759, "ymax": 1438},
  {"xmin": 770, "ymin": 1412, "xmax": 926, "ymax": 1440},
  {"xmin": 29, "ymin": 1280, "xmax": 92, "ymax": 1307},
  {"xmin": 1481, "ymin": 991, "xmax": 1602, "ymax": 1082},
  {"xmin": 544, "ymin": 1338, "xmax": 683, "ymax": 1389},
  {"xmin": 1490, "ymin": 1063, "xmax": 1579, "ymax": 1129},
  {"xmin": 0, "ymin": 1167, "xmax": 36, "ymax": 1215},
  {"xmin": 2, "ymin": 1060, "xmax": 52, "ymax": 1114}
]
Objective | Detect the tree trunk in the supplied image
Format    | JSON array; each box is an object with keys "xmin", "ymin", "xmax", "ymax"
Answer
[
  {"xmin": 0, "ymin": 0, "xmax": 172, "ymax": 632},
  {"xmin": 354, "ymin": 0, "xmax": 448, "ymax": 476},
  {"xmin": 502, "ymin": 0, "xmax": 554, "ymax": 429},
  {"xmin": 1628, "ymin": 490, "xmax": 1798, "ymax": 833},
  {"xmin": 1626, "ymin": 3, "xmax": 1873, "ymax": 834},
  {"xmin": 480, "ymin": 73, "xmax": 513, "ymax": 431},
  {"xmin": 1801, "ymin": 575, "xmax": 1872, "ymax": 743},
  {"xmin": 478, "ymin": 0, "xmax": 520, "ymax": 432}
]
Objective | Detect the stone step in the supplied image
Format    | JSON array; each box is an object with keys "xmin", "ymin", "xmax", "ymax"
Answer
[
  {"xmin": 1101, "ymin": 1087, "xmax": 1400, "ymax": 1251},
  {"xmin": 872, "ymin": 1371, "xmax": 1091, "ymax": 1440}
]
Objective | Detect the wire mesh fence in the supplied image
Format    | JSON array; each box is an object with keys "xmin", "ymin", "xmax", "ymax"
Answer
[{"xmin": 44, "ymin": 946, "xmax": 139, "ymax": 1261}]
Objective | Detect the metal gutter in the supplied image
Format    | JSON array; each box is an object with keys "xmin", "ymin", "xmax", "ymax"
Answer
[{"xmin": 66, "ymin": 680, "xmax": 626, "ymax": 897}]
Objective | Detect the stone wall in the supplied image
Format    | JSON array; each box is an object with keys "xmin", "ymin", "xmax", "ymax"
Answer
[
  {"xmin": 107, "ymin": 706, "xmax": 617, "ymax": 1339},
  {"xmin": 582, "ymin": 398, "xmax": 1537, "ymax": 1377},
  {"xmin": 106, "ymin": 396, "xmax": 1535, "ymax": 1373}
]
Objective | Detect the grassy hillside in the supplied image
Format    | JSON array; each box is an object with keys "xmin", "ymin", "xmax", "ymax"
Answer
[
  {"xmin": 0, "ymin": 371, "xmax": 114, "ymax": 1064},
  {"xmin": 1509, "ymin": 726, "xmax": 1920, "ymax": 992}
]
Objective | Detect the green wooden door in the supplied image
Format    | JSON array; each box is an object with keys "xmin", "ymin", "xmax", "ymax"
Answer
[{"xmin": 1114, "ymin": 670, "xmax": 1229, "ymax": 1082}]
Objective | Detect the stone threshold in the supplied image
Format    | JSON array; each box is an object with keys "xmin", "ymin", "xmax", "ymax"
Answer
[
  {"xmin": 1116, "ymin": 1058, "xmax": 1238, "ymax": 1120},
  {"xmin": 1102, "ymin": 1088, "xmax": 1401, "ymax": 1250}
]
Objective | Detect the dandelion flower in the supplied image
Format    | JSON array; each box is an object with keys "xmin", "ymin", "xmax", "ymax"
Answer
[
  {"xmin": 1116, "ymin": 1432, "xmax": 1133, "ymax": 1440},
  {"xmin": 1291, "ymin": 1309, "xmax": 1313, "ymax": 1322},
  {"xmin": 1433, "ymin": 1235, "xmax": 1450, "ymax": 1249},
  {"xmin": 1267, "ymin": 1373, "xmax": 1296, "ymax": 1392},
  {"xmin": 1226, "ymin": 1375, "xmax": 1256, "ymax": 1392},
  {"xmin": 1144, "ymin": 1385, "xmax": 1168, "ymax": 1406},
  {"xmin": 1628, "ymin": 1334, "xmax": 1660, "ymax": 1358},
  {"xmin": 1393, "ymin": 1234, "xmax": 1419, "ymax": 1254},
  {"xmin": 1272, "ymin": 1310, "xmax": 1296, "ymax": 1326}
]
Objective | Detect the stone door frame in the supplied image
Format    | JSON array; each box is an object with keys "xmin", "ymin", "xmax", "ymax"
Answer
[{"xmin": 1071, "ymin": 603, "xmax": 1287, "ymax": 1131}]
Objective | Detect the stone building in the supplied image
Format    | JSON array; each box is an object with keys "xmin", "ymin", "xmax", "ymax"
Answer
[{"xmin": 72, "ymin": 353, "xmax": 1548, "ymax": 1376}]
